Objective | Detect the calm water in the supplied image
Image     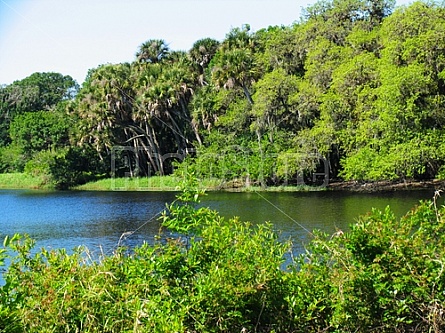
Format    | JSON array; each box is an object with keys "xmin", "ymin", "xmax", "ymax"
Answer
[{"xmin": 0, "ymin": 189, "xmax": 438, "ymax": 256}]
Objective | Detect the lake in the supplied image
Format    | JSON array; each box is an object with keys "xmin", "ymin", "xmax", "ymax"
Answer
[{"xmin": 0, "ymin": 188, "xmax": 439, "ymax": 257}]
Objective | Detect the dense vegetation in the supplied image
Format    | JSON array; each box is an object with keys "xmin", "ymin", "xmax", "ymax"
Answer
[
  {"xmin": 1, "ymin": 180, "xmax": 445, "ymax": 332},
  {"xmin": 1, "ymin": 0, "xmax": 445, "ymax": 189}
]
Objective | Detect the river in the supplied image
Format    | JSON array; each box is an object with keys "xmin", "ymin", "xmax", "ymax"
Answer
[{"xmin": 0, "ymin": 188, "xmax": 438, "ymax": 257}]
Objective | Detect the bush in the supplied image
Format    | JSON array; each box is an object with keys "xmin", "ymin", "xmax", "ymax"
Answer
[
  {"xmin": 22, "ymin": 147, "xmax": 108, "ymax": 190},
  {"xmin": 0, "ymin": 182, "xmax": 290, "ymax": 332},
  {"xmin": 286, "ymin": 193, "xmax": 445, "ymax": 332},
  {"xmin": 0, "ymin": 145, "xmax": 26, "ymax": 173}
]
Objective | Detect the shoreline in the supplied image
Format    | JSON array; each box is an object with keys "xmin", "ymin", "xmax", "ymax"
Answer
[
  {"xmin": 1, "ymin": 172, "xmax": 445, "ymax": 193},
  {"xmin": 327, "ymin": 179, "xmax": 445, "ymax": 192}
]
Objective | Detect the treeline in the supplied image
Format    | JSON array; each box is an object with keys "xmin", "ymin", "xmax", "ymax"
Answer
[{"xmin": 1, "ymin": 0, "xmax": 445, "ymax": 188}]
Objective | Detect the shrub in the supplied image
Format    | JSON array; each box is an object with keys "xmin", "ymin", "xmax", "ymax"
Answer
[{"xmin": 0, "ymin": 144, "xmax": 26, "ymax": 173}]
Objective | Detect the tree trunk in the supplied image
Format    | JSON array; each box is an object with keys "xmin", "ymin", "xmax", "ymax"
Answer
[{"xmin": 242, "ymin": 84, "xmax": 254, "ymax": 105}]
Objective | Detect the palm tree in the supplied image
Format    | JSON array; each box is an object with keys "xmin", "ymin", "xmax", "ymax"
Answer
[
  {"xmin": 74, "ymin": 63, "xmax": 163, "ymax": 175},
  {"xmin": 210, "ymin": 25, "xmax": 259, "ymax": 105},
  {"xmin": 136, "ymin": 39, "xmax": 169, "ymax": 64},
  {"xmin": 211, "ymin": 48, "xmax": 255, "ymax": 105},
  {"xmin": 189, "ymin": 38, "xmax": 220, "ymax": 78}
]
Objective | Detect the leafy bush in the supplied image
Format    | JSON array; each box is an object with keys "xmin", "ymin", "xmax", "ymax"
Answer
[
  {"xmin": 0, "ymin": 181, "xmax": 289, "ymax": 332},
  {"xmin": 286, "ymin": 193, "xmax": 445, "ymax": 332},
  {"xmin": 21, "ymin": 147, "xmax": 108, "ymax": 189},
  {"xmin": 0, "ymin": 144, "xmax": 26, "ymax": 173}
]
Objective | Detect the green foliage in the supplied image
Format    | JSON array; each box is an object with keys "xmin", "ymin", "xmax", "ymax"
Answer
[
  {"xmin": 136, "ymin": 39, "xmax": 170, "ymax": 63},
  {"xmin": 183, "ymin": 0, "xmax": 445, "ymax": 184},
  {"xmin": 189, "ymin": 38, "xmax": 220, "ymax": 75},
  {"xmin": 0, "ymin": 144, "xmax": 26, "ymax": 173},
  {"xmin": 0, "ymin": 73, "xmax": 77, "ymax": 147},
  {"xmin": 23, "ymin": 149, "xmax": 59, "ymax": 187},
  {"xmin": 285, "ymin": 196, "xmax": 445, "ymax": 332},
  {"xmin": 49, "ymin": 147, "xmax": 108, "ymax": 189},
  {"xmin": 0, "ymin": 185, "xmax": 289, "ymax": 332},
  {"xmin": 0, "ymin": 72, "xmax": 77, "ymax": 115},
  {"xmin": 20, "ymin": 147, "xmax": 107, "ymax": 189},
  {"xmin": 341, "ymin": 131, "xmax": 445, "ymax": 181},
  {"xmin": 9, "ymin": 110, "xmax": 69, "ymax": 158}
]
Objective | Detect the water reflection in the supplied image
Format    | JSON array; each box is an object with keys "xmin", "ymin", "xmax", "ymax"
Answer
[{"xmin": 202, "ymin": 189, "xmax": 438, "ymax": 252}]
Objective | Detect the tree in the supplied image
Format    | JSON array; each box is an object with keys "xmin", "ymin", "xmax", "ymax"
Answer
[
  {"xmin": 0, "ymin": 72, "xmax": 78, "ymax": 147},
  {"xmin": 332, "ymin": 2, "xmax": 445, "ymax": 180},
  {"xmin": 211, "ymin": 25, "xmax": 259, "ymax": 105},
  {"xmin": 188, "ymin": 38, "xmax": 220, "ymax": 74},
  {"xmin": 251, "ymin": 69, "xmax": 301, "ymax": 143},
  {"xmin": 302, "ymin": 0, "xmax": 395, "ymax": 45},
  {"xmin": 0, "ymin": 72, "xmax": 77, "ymax": 114},
  {"xmin": 9, "ymin": 110, "xmax": 69, "ymax": 158},
  {"xmin": 74, "ymin": 49, "xmax": 200, "ymax": 176},
  {"xmin": 135, "ymin": 39, "xmax": 169, "ymax": 64},
  {"xmin": 255, "ymin": 25, "xmax": 305, "ymax": 76},
  {"xmin": 73, "ymin": 63, "xmax": 142, "ymax": 170}
]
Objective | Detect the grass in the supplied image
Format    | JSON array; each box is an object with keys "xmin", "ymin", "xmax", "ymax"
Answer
[
  {"xmin": 74, "ymin": 176, "xmax": 327, "ymax": 192},
  {"xmin": 0, "ymin": 173, "xmax": 53, "ymax": 190},
  {"xmin": 73, "ymin": 176, "xmax": 223, "ymax": 191},
  {"xmin": 73, "ymin": 175, "xmax": 180, "ymax": 191},
  {"xmin": 0, "ymin": 173, "xmax": 328, "ymax": 192}
]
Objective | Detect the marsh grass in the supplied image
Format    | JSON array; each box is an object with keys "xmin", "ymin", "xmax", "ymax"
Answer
[
  {"xmin": 74, "ymin": 176, "xmax": 224, "ymax": 191},
  {"xmin": 73, "ymin": 175, "xmax": 180, "ymax": 191},
  {"xmin": 0, "ymin": 173, "xmax": 52, "ymax": 190},
  {"xmin": 75, "ymin": 176, "xmax": 325, "ymax": 192}
]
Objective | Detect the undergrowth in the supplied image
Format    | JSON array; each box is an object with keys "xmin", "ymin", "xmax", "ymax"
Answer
[
  {"xmin": 1, "ymin": 175, "xmax": 445, "ymax": 332},
  {"xmin": 0, "ymin": 173, "xmax": 50, "ymax": 190}
]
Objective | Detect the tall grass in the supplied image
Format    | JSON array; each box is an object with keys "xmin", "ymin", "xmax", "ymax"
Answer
[
  {"xmin": 73, "ymin": 175, "xmax": 179, "ymax": 191},
  {"xmin": 74, "ymin": 176, "xmax": 223, "ymax": 191},
  {"xmin": 74, "ymin": 176, "xmax": 327, "ymax": 192},
  {"xmin": 0, "ymin": 173, "xmax": 51, "ymax": 190}
]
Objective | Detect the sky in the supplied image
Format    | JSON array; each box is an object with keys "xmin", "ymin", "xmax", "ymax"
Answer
[{"xmin": 0, "ymin": 0, "xmax": 413, "ymax": 86}]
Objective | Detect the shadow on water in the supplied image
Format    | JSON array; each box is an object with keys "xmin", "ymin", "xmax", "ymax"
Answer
[{"xmin": 202, "ymin": 189, "xmax": 440, "ymax": 255}]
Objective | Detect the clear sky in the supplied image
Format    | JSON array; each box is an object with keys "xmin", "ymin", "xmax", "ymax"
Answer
[{"xmin": 0, "ymin": 0, "xmax": 413, "ymax": 85}]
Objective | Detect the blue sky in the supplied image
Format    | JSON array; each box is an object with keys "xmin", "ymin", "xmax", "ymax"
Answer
[{"xmin": 0, "ymin": 0, "xmax": 413, "ymax": 85}]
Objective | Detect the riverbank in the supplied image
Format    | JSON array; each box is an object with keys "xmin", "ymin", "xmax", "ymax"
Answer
[
  {"xmin": 328, "ymin": 179, "xmax": 445, "ymax": 192},
  {"xmin": 1, "ymin": 172, "xmax": 445, "ymax": 192}
]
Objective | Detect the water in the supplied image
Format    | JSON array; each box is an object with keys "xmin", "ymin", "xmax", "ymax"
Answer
[
  {"xmin": 0, "ymin": 190, "xmax": 178, "ymax": 254},
  {"xmin": 203, "ymin": 190, "xmax": 439, "ymax": 251},
  {"xmin": 0, "ymin": 188, "xmax": 438, "ymax": 263}
]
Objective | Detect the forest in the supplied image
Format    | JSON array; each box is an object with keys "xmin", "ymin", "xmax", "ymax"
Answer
[{"xmin": 1, "ymin": 0, "xmax": 445, "ymax": 189}]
